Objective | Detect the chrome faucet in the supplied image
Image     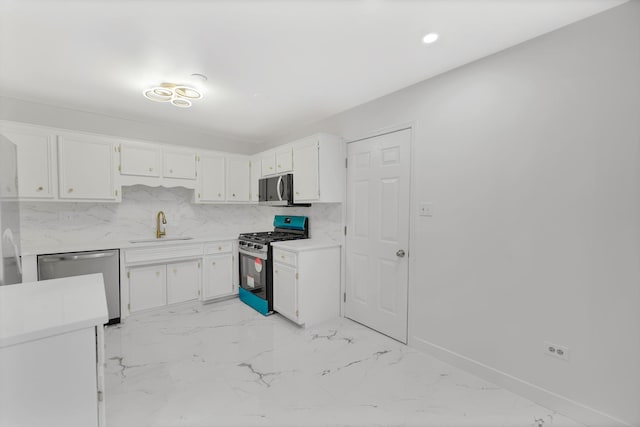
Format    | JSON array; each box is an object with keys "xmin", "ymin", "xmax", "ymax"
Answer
[{"xmin": 156, "ymin": 211, "xmax": 167, "ymax": 239}]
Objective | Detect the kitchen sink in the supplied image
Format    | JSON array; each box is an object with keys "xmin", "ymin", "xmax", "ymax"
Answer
[{"xmin": 129, "ymin": 237, "xmax": 195, "ymax": 244}]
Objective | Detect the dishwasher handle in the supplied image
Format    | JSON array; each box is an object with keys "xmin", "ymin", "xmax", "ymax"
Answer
[{"xmin": 39, "ymin": 252, "xmax": 115, "ymax": 263}]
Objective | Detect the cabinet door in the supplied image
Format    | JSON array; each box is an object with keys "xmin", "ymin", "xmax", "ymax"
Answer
[
  {"xmin": 164, "ymin": 151, "xmax": 196, "ymax": 180},
  {"xmin": 273, "ymin": 262, "xmax": 298, "ymax": 322},
  {"xmin": 58, "ymin": 135, "xmax": 116, "ymax": 200},
  {"xmin": 129, "ymin": 265, "xmax": 166, "ymax": 313},
  {"xmin": 292, "ymin": 138, "xmax": 320, "ymax": 202},
  {"xmin": 198, "ymin": 154, "xmax": 225, "ymax": 202},
  {"xmin": 226, "ymin": 157, "xmax": 250, "ymax": 202},
  {"xmin": 166, "ymin": 260, "xmax": 200, "ymax": 304},
  {"xmin": 203, "ymin": 254, "xmax": 234, "ymax": 300},
  {"xmin": 120, "ymin": 143, "xmax": 161, "ymax": 177},
  {"xmin": 261, "ymin": 152, "xmax": 276, "ymax": 177},
  {"xmin": 2, "ymin": 128, "xmax": 56, "ymax": 199},
  {"xmin": 275, "ymin": 145, "xmax": 293, "ymax": 174},
  {"xmin": 249, "ymin": 157, "xmax": 260, "ymax": 202}
]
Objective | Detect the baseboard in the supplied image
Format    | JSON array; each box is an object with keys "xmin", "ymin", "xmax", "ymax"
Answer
[{"xmin": 410, "ymin": 336, "xmax": 634, "ymax": 427}]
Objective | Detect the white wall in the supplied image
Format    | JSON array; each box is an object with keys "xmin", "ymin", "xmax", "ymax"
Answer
[
  {"xmin": 0, "ymin": 96, "xmax": 257, "ymax": 154},
  {"xmin": 19, "ymin": 185, "xmax": 342, "ymax": 252},
  {"xmin": 265, "ymin": 3, "xmax": 640, "ymax": 426}
]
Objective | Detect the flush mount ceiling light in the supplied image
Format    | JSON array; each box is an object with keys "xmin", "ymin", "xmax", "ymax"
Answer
[
  {"xmin": 143, "ymin": 83, "xmax": 202, "ymax": 108},
  {"xmin": 422, "ymin": 32, "xmax": 439, "ymax": 44}
]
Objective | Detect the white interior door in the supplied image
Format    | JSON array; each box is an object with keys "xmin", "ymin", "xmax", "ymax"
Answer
[{"xmin": 345, "ymin": 128, "xmax": 411, "ymax": 343}]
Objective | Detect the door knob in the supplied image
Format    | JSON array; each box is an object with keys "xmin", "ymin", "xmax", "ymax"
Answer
[{"xmin": 396, "ymin": 249, "xmax": 406, "ymax": 258}]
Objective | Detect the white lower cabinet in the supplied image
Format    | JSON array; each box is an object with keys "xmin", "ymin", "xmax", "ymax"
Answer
[
  {"xmin": 201, "ymin": 241, "xmax": 237, "ymax": 301},
  {"xmin": 123, "ymin": 240, "xmax": 237, "ymax": 317},
  {"xmin": 273, "ymin": 263, "xmax": 298, "ymax": 321},
  {"xmin": 128, "ymin": 264, "xmax": 167, "ymax": 313},
  {"xmin": 167, "ymin": 260, "xmax": 201, "ymax": 304},
  {"xmin": 203, "ymin": 253, "xmax": 234, "ymax": 300},
  {"xmin": 0, "ymin": 326, "xmax": 105, "ymax": 427},
  {"xmin": 272, "ymin": 241, "xmax": 341, "ymax": 327},
  {"xmin": 128, "ymin": 260, "xmax": 201, "ymax": 313}
]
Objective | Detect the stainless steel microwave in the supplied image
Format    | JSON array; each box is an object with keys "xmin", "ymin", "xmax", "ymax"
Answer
[{"xmin": 258, "ymin": 174, "xmax": 310, "ymax": 207}]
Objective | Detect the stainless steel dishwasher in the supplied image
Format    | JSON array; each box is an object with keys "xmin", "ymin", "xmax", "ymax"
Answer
[{"xmin": 38, "ymin": 249, "xmax": 120, "ymax": 324}]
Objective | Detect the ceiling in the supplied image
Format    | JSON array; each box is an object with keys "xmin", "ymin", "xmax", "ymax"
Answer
[{"xmin": 0, "ymin": 0, "xmax": 627, "ymax": 144}]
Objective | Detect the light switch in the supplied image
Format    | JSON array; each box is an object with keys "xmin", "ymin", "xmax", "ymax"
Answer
[{"xmin": 419, "ymin": 203, "xmax": 434, "ymax": 217}]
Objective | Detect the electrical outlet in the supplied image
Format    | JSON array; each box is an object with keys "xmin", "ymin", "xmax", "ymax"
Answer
[{"xmin": 544, "ymin": 341, "xmax": 570, "ymax": 361}]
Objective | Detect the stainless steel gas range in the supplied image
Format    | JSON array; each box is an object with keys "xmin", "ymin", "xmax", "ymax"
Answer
[{"xmin": 238, "ymin": 215, "xmax": 309, "ymax": 315}]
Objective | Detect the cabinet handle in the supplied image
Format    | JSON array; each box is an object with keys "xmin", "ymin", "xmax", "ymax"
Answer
[
  {"xmin": 169, "ymin": 169, "xmax": 173, "ymax": 173},
  {"xmin": 149, "ymin": 167, "xmax": 153, "ymax": 172},
  {"xmin": 218, "ymin": 246, "xmax": 222, "ymax": 251},
  {"xmin": 232, "ymin": 193, "xmax": 236, "ymax": 197},
  {"xmin": 36, "ymin": 186, "xmax": 43, "ymax": 191},
  {"xmin": 275, "ymin": 270, "xmax": 278, "ymax": 274},
  {"xmin": 281, "ymin": 255, "xmax": 285, "ymax": 259},
  {"xmin": 269, "ymin": 166, "xmax": 273, "ymax": 170},
  {"xmin": 217, "ymin": 193, "xmax": 221, "ymax": 197},
  {"xmin": 295, "ymin": 191, "xmax": 299, "ymax": 195},
  {"xmin": 277, "ymin": 164, "xmax": 281, "ymax": 168},
  {"xmin": 212, "ymin": 261, "xmax": 216, "ymax": 266},
  {"xmin": 68, "ymin": 188, "xmax": 74, "ymax": 193},
  {"xmin": 173, "ymin": 268, "xmax": 177, "ymax": 274},
  {"xmin": 156, "ymin": 271, "xmax": 160, "ymax": 277}
]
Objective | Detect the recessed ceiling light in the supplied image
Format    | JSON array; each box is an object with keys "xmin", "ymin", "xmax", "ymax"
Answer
[{"xmin": 422, "ymin": 33, "xmax": 439, "ymax": 44}]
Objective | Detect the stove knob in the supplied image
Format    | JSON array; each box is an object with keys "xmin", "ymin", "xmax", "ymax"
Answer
[
  {"xmin": 254, "ymin": 244, "xmax": 263, "ymax": 250},
  {"xmin": 246, "ymin": 243, "xmax": 254, "ymax": 248},
  {"xmin": 239, "ymin": 241, "xmax": 246, "ymax": 246}
]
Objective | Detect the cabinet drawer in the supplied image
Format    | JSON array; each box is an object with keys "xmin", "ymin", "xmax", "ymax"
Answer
[
  {"xmin": 272, "ymin": 248, "xmax": 297, "ymax": 266},
  {"xmin": 125, "ymin": 244, "xmax": 203, "ymax": 264},
  {"xmin": 204, "ymin": 241, "xmax": 233, "ymax": 255}
]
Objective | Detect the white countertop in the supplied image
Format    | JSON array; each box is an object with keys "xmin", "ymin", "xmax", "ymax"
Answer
[
  {"xmin": 271, "ymin": 239, "xmax": 341, "ymax": 252},
  {"xmin": 0, "ymin": 273, "xmax": 108, "ymax": 348},
  {"xmin": 21, "ymin": 235, "xmax": 238, "ymax": 256}
]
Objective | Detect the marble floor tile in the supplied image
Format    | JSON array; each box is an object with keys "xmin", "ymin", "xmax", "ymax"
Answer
[{"xmin": 105, "ymin": 299, "xmax": 584, "ymax": 427}]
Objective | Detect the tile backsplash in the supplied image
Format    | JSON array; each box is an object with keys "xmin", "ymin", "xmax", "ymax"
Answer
[{"xmin": 20, "ymin": 185, "xmax": 343, "ymax": 250}]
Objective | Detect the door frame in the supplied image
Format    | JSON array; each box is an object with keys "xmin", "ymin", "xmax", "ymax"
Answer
[{"xmin": 341, "ymin": 121, "xmax": 417, "ymax": 343}]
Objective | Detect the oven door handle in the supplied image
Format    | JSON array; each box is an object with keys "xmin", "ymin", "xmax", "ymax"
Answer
[
  {"xmin": 277, "ymin": 175, "xmax": 284, "ymax": 201},
  {"xmin": 238, "ymin": 248, "xmax": 268, "ymax": 260}
]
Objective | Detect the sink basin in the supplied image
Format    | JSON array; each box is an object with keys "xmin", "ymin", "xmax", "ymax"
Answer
[{"xmin": 129, "ymin": 237, "xmax": 195, "ymax": 244}]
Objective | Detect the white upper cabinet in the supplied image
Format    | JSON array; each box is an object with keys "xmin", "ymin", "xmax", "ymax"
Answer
[
  {"xmin": 197, "ymin": 153, "xmax": 225, "ymax": 202},
  {"xmin": 261, "ymin": 145, "xmax": 293, "ymax": 177},
  {"xmin": 226, "ymin": 156, "xmax": 250, "ymax": 202},
  {"xmin": 58, "ymin": 134, "xmax": 119, "ymax": 201},
  {"xmin": 275, "ymin": 145, "xmax": 293, "ymax": 174},
  {"xmin": 292, "ymin": 134, "xmax": 345, "ymax": 203},
  {"xmin": 163, "ymin": 150, "xmax": 196, "ymax": 180},
  {"xmin": 1, "ymin": 125, "xmax": 56, "ymax": 200},
  {"xmin": 249, "ymin": 156, "xmax": 261, "ymax": 202},
  {"xmin": 260, "ymin": 150, "xmax": 276, "ymax": 177},
  {"xmin": 118, "ymin": 142, "xmax": 196, "ymax": 189},
  {"xmin": 120, "ymin": 143, "xmax": 161, "ymax": 177},
  {"xmin": 293, "ymin": 137, "xmax": 320, "ymax": 201}
]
